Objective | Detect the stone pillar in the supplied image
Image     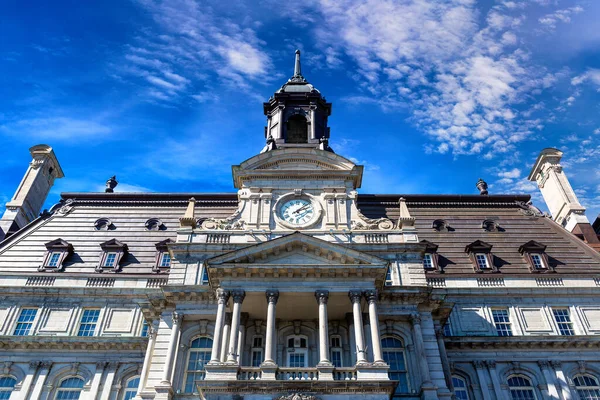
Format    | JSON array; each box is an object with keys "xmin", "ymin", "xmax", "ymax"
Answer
[
  {"xmin": 365, "ymin": 290, "xmax": 384, "ymax": 364},
  {"xmin": 220, "ymin": 313, "xmax": 232, "ymax": 362},
  {"xmin": 89, "ymin": 362, "xmax": 106, "ymax": 399},
  {"xmin": 551, "ymin": 361, "xmax": 573, "ymax": 400},
  {"xmin": 349, "ymin": 290, "xmax": 367, "ymax": 364},
  {"xmin": 538, "ymin": 361, "xmax": 560, "ymax": 400},
  {"xmin": 315, "ymin": 290, "xmax": 331, "ymax": 365},
  {"xmin": 237, "ymin": 313, "xmax": 249, "ymax": 365},
  {"xmin": 137, "ymin": 322, "xmax": 158, "ymax": 394},
  {"xmin": 227, "ymin": 290, "xmax": 246, "ymax": 363},
  {"xmin": 160, "ymin": 311, "xmax": 183, "ymax": 384},
  {"xmin": 210, "ymin": 289, "xmax": 230, "ymax": 363},
  {"xmin": 18, "ymin": 362, "xmax": 39, "ymax": 400},
  {"xmin": 263, "ymin": 289, "xmax": 279, "ymax": 365},
  {"xmin": 410, "ymin": 313, "xmax": 433, "ymax": 386},
  {"xmin": 346, "ymin": 313, "xmax": 357, "ymax": 365},
  {"xmin": 28, "ymin": 362, "xmax": 51, "ymax": 400},
  {"xmin": 435, "ymin": 327, "xmax": 455, "ymax": 394},
  {"xmin": 310, "ymin": 105, "xmax": 317, "ymax": 140},
  {"xmin": 473, "ymin": 361, "xmax": 493, "ymax": 400},
  {"xmin": 99, "ymin": 362, "xmax": 118, "ymax": 400},
  {"xmin": 485, "ymin": 361, "xmax": 505, "ymax": 400}
]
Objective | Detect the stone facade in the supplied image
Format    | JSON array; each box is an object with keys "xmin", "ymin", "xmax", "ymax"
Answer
[{"xmin": 1, "ymin": 53, "xmax": 600, "ymax": 400}]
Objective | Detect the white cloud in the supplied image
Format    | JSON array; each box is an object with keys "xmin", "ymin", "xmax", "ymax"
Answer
[
  {"xmin": 0, "ymin": 117, "xmax": 112, "ymax": 139},
  {"xmin": 539, "ymin": 6, "xmax": 584, "ymax": 30}
]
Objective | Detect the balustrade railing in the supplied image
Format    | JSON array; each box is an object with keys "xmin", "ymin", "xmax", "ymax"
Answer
[
  {"xmin": 238, "ymin": 367, "xmax": 262, "ymax": 380},
  {"xmin": 276, "ymin": 368, "xmax": 318, "ymax": 381},
  {"xmin": 333, "ymin": 367, "xmax": 357, "ymax": 381}
]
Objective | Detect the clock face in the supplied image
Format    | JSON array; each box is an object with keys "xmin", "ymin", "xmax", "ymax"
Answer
[{"xmin": 280, "ymin": 198, "xmax": 316, "ymax": 226}]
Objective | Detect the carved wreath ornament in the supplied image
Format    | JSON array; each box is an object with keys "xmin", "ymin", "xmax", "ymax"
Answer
[
  {"xmin": 351, "ymin": 210, "xmax": 394, "ymax": 230},
  {"xmin": 275, "ymin": 394, "xmax": 320, "ymax": 400}
]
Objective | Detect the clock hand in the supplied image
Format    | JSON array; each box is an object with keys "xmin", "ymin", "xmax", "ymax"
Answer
[{"xmin": 293, "ymin": 204, "xmax": 310, "ymax": 214}]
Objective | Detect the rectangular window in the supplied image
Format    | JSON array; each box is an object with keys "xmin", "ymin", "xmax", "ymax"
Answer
[
  {"xmin": 251, "ymin": 349, "xmax": 263, "ymax": 367},
  {"xmin": 423, "ymin": 253, "xmax": 434, "ymax": 269},
  {"xmin": 48, "ymin": 252, "xmax": 61, "ymax": 267},
  {"xmin": 159, "ymin": 253, "xmax": 171, "ymax": 268},
  {"xmin": 104, "ymin": 253, "xmax": 117, "ymax": 267},
  {"xmin": 77, "ymin": 309, "xmax": 100, "ymax": 337},
  {"xmin": 492, "ymin": 309, "xmax": 512, "ymax": 337},
  {"xmin": 331, "ymin": 349, "xmax": 342, "ymax": 367},
  {"xmin": 531, "ymin": 254, "xmax": 545, "ymax": 269},
  {"xmin": 475, "ymin": 253, "xmax": 490, "ymax": 269},
  {"xmin": 288, "ymin": 353, "xmax": 306, "ymax": 368},
  {"xmin": 141, "ymin": 320, "xmax": 149, "ymax": 337},
  {"xmin": 253, "ymin": 336, "xmax": 263, "ymax": 347},
  {"xmin": 13, "ymin": 308, "xmax": 38, "ymax": 336},
  {"xmin": 553, "ymin": 308, "xmax": 575, "ymax": 336},
  {"xmin": 330, "ymin": 336, "xmax": 341, "ymax": 348},
  {"xmin": 201, "ymin": 265, "xmax": 209, "ymax": 284}
]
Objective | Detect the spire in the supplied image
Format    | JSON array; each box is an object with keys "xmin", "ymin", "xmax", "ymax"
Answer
[{"xmin": 290, "ymin": 50, "xmax": 307, "ymax": 83}]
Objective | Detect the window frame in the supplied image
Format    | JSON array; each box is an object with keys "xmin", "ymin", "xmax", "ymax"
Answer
[
  {"xmin": 120, "ymin": 376, "xmax": 140, "ymax": 400},
  {"xmin": 518, "ymin": 241, "xmax": 550, "ymax": 272},
  {"xmin": 452, "ymin": 375, "xmax": 470, "ymax": 400},
  {"xmin": 0, "ymin": 375, "xmax": 17, "ymax": 399},
  {"xmin": 54, "ymin": 376, "xmax": 85, "ymax": 400},
  {"xmin": 552, "ymin": 308, "xmax": 575, "ymax": 336},
  {"xmin": 465, "ymin": 240, "xmax": 494, "ymax": 272},
  {"xmin": 330, "ymin": 335, "xmax": 343, "ymax": 367},
  {"xmin": 39, "ymin": 239, "xmax": 73, "ymax": 272},
  {"xmin": 285, "ymin": 334, "xmax": 308, "ymax": 368},
  {"xmin": 573, "ymin": 374, "xmax": 600, "ymax": 399},
  {"xmin": 491, "ymin": 308, "xmax": 513, "ymax": 337},
  {"xmin": 76, "ymin": 309, "xmax": 101, "ymax": 337},
  {"xmin": 507, "ymin": 375, "xmax": 538, "ymax": 400},
  {"xmin": 183, "ymin": 336, "xmax": 213, "ymax": 393},
  {"xmin": 96, "ymin": 239, "xmax": 128, "ymax": 272},
  {"xmin": 381, "ymin": 336, "xmax": 410, "ymax": 394},
  {"xmin": 153, "ymin": 239, "xmax": 173, "ymax": 273},
  {"xmin": 13, "ymin": 307, "xmax": 38, "ymax": 336},
  {"xmin": 250, "ymin": 335, "xmax": 264, "ymax": 367}
]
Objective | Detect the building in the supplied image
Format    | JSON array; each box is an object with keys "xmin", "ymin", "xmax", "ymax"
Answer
[{"xmin": 1, "ymin": 51, "xmax": 600, "ymax": 400}]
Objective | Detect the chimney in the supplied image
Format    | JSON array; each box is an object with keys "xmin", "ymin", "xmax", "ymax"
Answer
[
  {"xmin": 528, "ymin": 148, "xmax": 599, "ymax": 245},
  {"xmin": 0, "ymin": 144, "xmax": 64, "ymax": 241}
]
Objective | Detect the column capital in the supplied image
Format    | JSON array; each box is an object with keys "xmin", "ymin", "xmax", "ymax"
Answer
[
  {"xmin": 409, "ymin": 312, "xmax": 421, "ymax": 325},
  {"xmin": 266, "ymin": 289, "xmax": 279, "ymax": 304},
  {"xmin": 216, "ymin": 288, "xmax": 230, "ymax": 304},
  {"xmin": 315, "ymin": 290, "xmax": 329, "ymax": 304},
  {"xmin": 172, "ymin": 311, "xmax": 183, "ymax": 325},
  {"xmin": 29, "ymin": 361, "xmax": 41, "ymax": 371},
  {"xmin": 364, "ymin": 289, "xmax": 378, "ymax": 304},
  {"xmin": 348, "ymin": 290, "xmax": 362, "ymax": 304},
  {"xmin": 550, "ymin": 360, "xmax": 562, "ymax": 369},
  {"xmin": 538, "ymin": 361, "xmax": 551, "ymax": 369},
  {"xmin": 484, "ymin": 360, "xmax": 496, "ymax": 369},
  {"xmin": 231, "ymin": 290, "xmax": 246, "ymax": 303},
  {"xmin": 473, "ymin": 360, "xmax": 485, "ymax": 369}
]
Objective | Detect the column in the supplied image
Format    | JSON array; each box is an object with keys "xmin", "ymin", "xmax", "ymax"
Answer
[
  {"xmin": 348, "ymin": 290, "xmax": 367, "ymax": 364},
  {"xmin": 210, "ymin": 289, "xmax": 230, "ymax": 363},
  {"xmin": 365, "ymin": 290, "xmax": 384, "ymax": 364},
  {"xmin": 160, "ymin": 311, "xmax": 183, "ymax": 384},
  {"xmin": 226, "ymin": 290, "xmax": 246, "ymax": 363},
  {"xmin": 310, "ymin": 105, "xmax": 317, "ymax": 140},
  {"xmin": 539, "ymin": 361, "xmax": 560, "ymax": 399},
  {"xmin": 237, "ymin": 313, "xmax": 249, "ymax": 365},
  {"xmin": 18, "ymin": 362, "xmax": 39, "ymax": 400},
  {"xmin": 89, "ymin": 362, "xmax": 106, "ymax": 399},
  {"xmin": 315, "ymin": 290, "xmax": 331, "ymax": 365},
  {"xmin": 435, "ymin": 327, "xmax": 454, "ymax": 394},
  {"xmin": 220, "ymin": 313, "xmax": 232, "ymax": 362},
  {"xmin": 486, "ymin": 361, "xmax": 505, "ymax": 400},
  {"xmin": 99, "ymin": 362, "xmax": 118, "ymax": 400},
  {"xmin": 263, "ymin": 289, "xmax": 279, "ymax": 365},
  {"xmin": 137, "ymin": 323, "xmax": 158, "ymax": 394},
  {"xmin": 346, "ymin": 313, "xmax": 357, "ymax": 365},
  {"xmin": 551, "ymin": 361, "xmax": 574, "ymax": 400},
  {"xmin": 28, "ymin": 362, "xmax": 51, "ymax": 400},
  {"xmin": 410, "ymin": 313, "xmax": 433, "ymax": 385},
  {"xmin": 473, "ymin": 361, "xmax": 493, "ymax": 400}
]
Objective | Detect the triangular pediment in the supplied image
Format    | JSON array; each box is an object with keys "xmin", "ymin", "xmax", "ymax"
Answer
[{"xmin": 207, "ymin": 232, "xmax": 386, "ymax": 267}]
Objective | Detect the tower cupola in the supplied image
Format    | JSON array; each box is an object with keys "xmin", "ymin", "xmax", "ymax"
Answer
[{"xmin": 262, "ymin": 50, "xmax": 333, "ymax": 153}]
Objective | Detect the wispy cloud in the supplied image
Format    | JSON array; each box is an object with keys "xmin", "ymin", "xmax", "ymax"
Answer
[
  {"xmin": 538, "ymin": 6, "xmax": 583, "ymax": 30},
  {"xmin": 0, "ymin": 117, "xmax": 113, "ymax": 140}
]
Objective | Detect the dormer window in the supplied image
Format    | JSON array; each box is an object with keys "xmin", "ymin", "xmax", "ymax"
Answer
[
  {"xmin": 39, "ymin": 239, "xmax": 74, "ymax": 272},
  {"xmin": 96, "ymin": 239, "xmax": 128, "ymax": 272},
  {"xmin": 420, "ymin": 240, "xmax": 440, "ymax": 272},
  {"xmin": 153, "ymin": 239, "xmax": 173, "ymax": 273},
  {"xmin": 465, "ymin": 240, "xmax": 494, "ymax": 272},
  {"xmin": 518, "ymin": 240, "xmax": 550, "ymax": 272}
]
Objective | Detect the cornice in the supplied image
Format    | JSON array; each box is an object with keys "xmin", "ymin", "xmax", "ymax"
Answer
[
  {"xmin": 197, "ymin": 380, "xmax": 397, "ymax": 395},
  {"xmin": 444, "ymin": 335, "xmax": 600, "ymax": 350},
  {"xmin": 0, "ymin": 336, "xmax": 148, "ymax": 352}
]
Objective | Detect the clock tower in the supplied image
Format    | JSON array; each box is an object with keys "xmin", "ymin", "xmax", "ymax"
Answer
[{"xmin": 195, "ymin": 51, "xmax": 417, "ymax": 243}]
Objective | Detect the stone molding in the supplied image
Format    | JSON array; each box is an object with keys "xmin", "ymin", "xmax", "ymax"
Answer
[
  {"xmin": 0, "ymin": 336, "xmax": 148, "ymax": 352},
  {"xmin": 445, "ymin": 335, "xmax": 600, "ymax": 350}
]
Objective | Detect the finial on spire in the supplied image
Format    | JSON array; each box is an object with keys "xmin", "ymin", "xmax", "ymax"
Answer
[
  {"xmin": 105, "ymin": 176, "xmax": 118, "ymax": 193},
  {"xmin": 294, "ymin": 49, "xmax": 302, "ymax": 78},
  {"xmin": 476, "ymin": 178, "xmax": 488, "ymax": 195}
]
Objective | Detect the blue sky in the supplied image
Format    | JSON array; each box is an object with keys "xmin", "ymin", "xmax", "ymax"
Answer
[{"xmin": 1, "ymin": 0, "xmax": 600, "ymax": 220}]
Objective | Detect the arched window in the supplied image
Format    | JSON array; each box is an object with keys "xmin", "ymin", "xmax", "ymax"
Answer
[
  {"xmin": 55, "ymin": 377, "xmax": 85, "ymax": 400},
  {"xmin": 121, "ymin": 376, "xmax": 139, "ymax": 400},
  {"xmin": 452, "ymin": 375, "xmax": 470, "ymax": 400},
  {"xmin": 507, "ymin": 375, "xmax": 537, "ymax": 400},
  {"xmin": 381, "ymin": 336, "xmax": 409, "ymax": 394},
  {"xmin": 286, "ymin": 115, "xmax": 308, "ymax": 143},
  {"xmin": 184, "ymin": 337, "xmax": 213, "ymax": 393},
  {"xmin": 0, "ymin": 376, "xmax": 16, "ymax": 400},
  {"xmin": 573, "ymin": 375, "xmax": 600, "ymax": 399}
]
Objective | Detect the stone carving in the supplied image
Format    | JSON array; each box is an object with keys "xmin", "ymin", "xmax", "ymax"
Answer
[
  {"xmin": 200, "ymin": 207, "xmax": 246, "ymax": 230},
  {"xmin": 56, "ymin": 198, "xmax": 75, "ymax": 215},
  {"xmin": 352, "ymin": 209, "xmax": 394, "ymax": 231},
  {"xmin": 276, "ymin": 394, "xmax": 320, "ymax": 400},
  {"xmin": 515, "ymin": 200, "xmax": 545, "ymax": 217}
]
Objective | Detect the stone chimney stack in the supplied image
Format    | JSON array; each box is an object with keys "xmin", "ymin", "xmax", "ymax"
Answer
[
  {"xmin": 0, "ymin": 144, "xmax": 64, "ymax": 241},
  {"xmin": 528, "ymin": 148, "xmax": 599, "ymax": 244}
]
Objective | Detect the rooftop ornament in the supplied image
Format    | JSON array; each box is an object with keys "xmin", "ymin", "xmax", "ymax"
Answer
[
  {"xmin": 105, "ymin": 176, "xmax": 118, "ymax": 193},
  {"xmin": 476, "ymin": 178, "xmax": 488, "ymax": 195}
]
